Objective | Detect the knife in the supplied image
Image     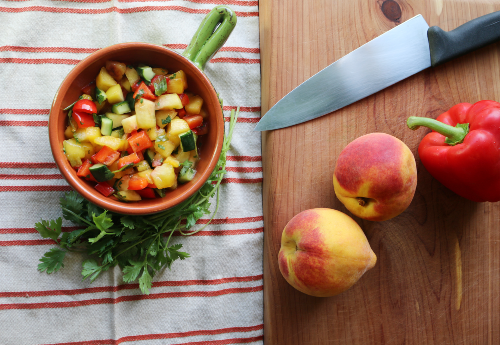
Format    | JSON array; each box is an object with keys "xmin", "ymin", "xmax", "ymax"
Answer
[{"xmin": 255, "ymin": 11, "xmax": 500, "ymax": 131}]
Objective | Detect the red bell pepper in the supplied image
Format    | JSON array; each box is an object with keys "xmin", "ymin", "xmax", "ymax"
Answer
[
  {"xmin": 192, "ymin": 121, "xmax": 208, "ymax": 136},
  {"xmin": 117, "ymin": 153, "xmax": 141, "ymax": 169},
  {"xmin": 128, "ymin": 130, "xmax": 153, "ymax": 153},
  {"xmin": 94, "ymin": 181, "xmax": 115, "ymax": 197},
  {"xmin": 76, "ymin": 159, "xmax": 96, "ymax": 181},
  {"xmin": 179, "ymin": 93, "xmax": 189, "ymax": 106},
  {"xmin": 132, "ymin": 81, "xmax": 157, "ymax": 101},
  {"xmin": 183, "ymin": 115, "xmax": 203, "ymax": 129},
  {"xmin": 136, "ymin": 187, "xmax": 156, "ymax": 198},
  {"xmin": 407, "ymin": 100, "xmax": 500, "ymax": 202},
  {"xmin": 127, "ymin": 175, "xmax": 149, "ymax": 190},
  {"xmin": 177, "ymin": 108, "xmax": 186, "ymax": 119},
  {"xmin": 92, "ymin": 146, "xmax": 120, "ymax": 166}
]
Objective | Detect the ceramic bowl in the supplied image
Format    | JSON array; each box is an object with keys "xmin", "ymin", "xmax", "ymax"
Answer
[{"xmin": 48, "ymin": 6, "xmax": 236, "ymax": 215}]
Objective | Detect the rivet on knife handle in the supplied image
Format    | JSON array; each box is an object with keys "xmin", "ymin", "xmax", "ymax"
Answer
[{"xmin": 428, "ymin": 11, "xmax": 500, "ymax": 67}]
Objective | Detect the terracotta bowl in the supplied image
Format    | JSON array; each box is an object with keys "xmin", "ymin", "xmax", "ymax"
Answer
[{"xmin": 49, "ymin": 42, "xmax": 226, "ymax": 215}]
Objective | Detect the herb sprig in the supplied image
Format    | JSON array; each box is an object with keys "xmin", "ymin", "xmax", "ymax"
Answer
[{"xmin": 35, "ymin": 106, "xmax": 239, "ymax": 294}]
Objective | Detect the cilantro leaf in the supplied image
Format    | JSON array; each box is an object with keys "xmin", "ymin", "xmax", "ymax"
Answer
[
  {"xmin": 38, "ymin": 248, "xmax": 66, "ymax": 274},
  {"xmin": 81, "ymin": 259, "xmax": 102, "ymax": 282},
  {"xmin": 120, "ymin": 216, "xmax": 136, "ymax": 229},
  {"xmin": 35, "ymin": 218, "xmax": 62, "ymax": 242},
  {"xmin": 122, "ymin": 260, "xmax": 143, "ymax": 283},
  {"xmin": 139, "ymin": 269, "xmax": 153, "ymax": 294},
  {"xmin": 60, "ymin": 191, "xmax": 86, "ymax": 224}
]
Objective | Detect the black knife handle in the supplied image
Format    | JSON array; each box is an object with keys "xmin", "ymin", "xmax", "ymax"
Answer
[{"xmin": 427, "ymin": 11, "xmax": 500, "ymax": 67}]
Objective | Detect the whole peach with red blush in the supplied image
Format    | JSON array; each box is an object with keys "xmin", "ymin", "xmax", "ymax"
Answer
[
  {"xmin": 278, "ymin": 208, "xmax": 377, "ymax": 297},
  {"xmin": 333, "ymin": 133, "xmax": 417, "ymax": 221}
]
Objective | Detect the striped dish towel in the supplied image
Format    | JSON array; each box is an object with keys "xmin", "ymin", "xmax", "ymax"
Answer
[{"xmin": 0, "ymin": 1, "xmax": 263, "ymax": 344}]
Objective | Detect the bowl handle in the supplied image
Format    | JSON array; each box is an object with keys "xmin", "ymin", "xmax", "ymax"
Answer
[{"xmin": 182, "ymin": 5, "xmax": 237, "ymax": 71}]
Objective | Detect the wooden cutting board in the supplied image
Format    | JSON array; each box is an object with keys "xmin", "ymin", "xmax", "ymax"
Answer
[{"xmin": 259, "ymin": 0, "xmax": 500, "ymax": 344}]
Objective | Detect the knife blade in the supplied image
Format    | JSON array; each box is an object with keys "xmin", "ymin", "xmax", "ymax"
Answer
[{"xmin": 255, "ymin": 11, "xmax": 500, "ymax": 131}]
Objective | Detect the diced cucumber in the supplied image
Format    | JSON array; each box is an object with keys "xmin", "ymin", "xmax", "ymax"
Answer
[
  {"xmin": 178, "ymin": 166, "xmax": 196, "ymax": 183},
  {"xmin": 89, "ymin": 163, "xmax": 114, "ymax": 182},
  {"xmin": 115, "ymin": 190, "xmax": 141, "ymax": 202},
  {"xmin": 144, "ymin": 148, "xmax": 156, "ymax": 167},
  {"xmin": 100, "ymin": 117, "xmax": 113, "ymax": 136},
  {"xmin": 137, "ymin": 64, "xmax": 155, "ymax": 82},
  {"xmin": 179, "ymin": 130, "xmax": 197, "ymax": 152},
  {"xmin": 126, "ymin": 92, "xmax": 135, "ymax": 111},
  {"xmin": 105, "ymin": 112, "xmax": 129, "ymax": 129},
  {"xmin": 154, "ymin": 188, "xmax": 166, "ymax": 198},
  {"xmin": 111, "ymin": 101, "xmax": 131, "ymax": 115},
  {"xmin": 95, "ymin": 87, "xmax": 107, "ymax": 105}
]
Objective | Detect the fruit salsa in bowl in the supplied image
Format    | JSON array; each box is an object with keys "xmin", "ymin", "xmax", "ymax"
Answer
[{"xmin": 48, "ymin": 6, "xmax": 236, "ymax": 215}]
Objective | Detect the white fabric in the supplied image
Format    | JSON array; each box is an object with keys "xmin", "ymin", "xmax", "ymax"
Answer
[{"xmin": 0, "ymin": 1, "xmax": 263, "ymax": 344}]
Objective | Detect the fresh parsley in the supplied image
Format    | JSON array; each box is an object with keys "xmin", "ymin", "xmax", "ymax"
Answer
[
  {"xmin": 35, "ymin": 105, "xmax": 240, "ymax": 295},
  {"xmin": 161, "ymin": 116, "xmax": 172, "ymax": 125}
]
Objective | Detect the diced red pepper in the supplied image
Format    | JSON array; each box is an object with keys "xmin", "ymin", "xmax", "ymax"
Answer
[
  {"xmin": 127, "ymin": 175, "xmax": 149, "ymax": 190},
  {"xmin": 125, "ymin": 146, "xmax": 144, "ymax": 161},
  {"xmin": 177, "ymin": 108, "xmax": 186, "ymax": 119},
  {"xmin": 72, "ymin": 110, "xmax": 95, "ymax": 128},
  {"xmin": 92, "ymin": 146, "xmax": 120, "ymax": 165},
  {"xmin": 136, "ymin": 187, "xmax": 156, "ymax": 198},
  {"xmin": 94, "ymin": 181, "xmax": 115, "ymax": 197},
  {"xmin": 73, "ymin": 99, "xmax": 97, "ymax": 114},
  {"xmin": 179, "ymin": 93, "xmax": 189, "ymax": 107},
  {"xmin": 183, "ymin": 115, "xmax": 204, "ymax": 129},
  {"xmin": 192, "ymin": 121, "xmax": 208, "ymax": 136},
  {"xmin": 76, "ymin": 159, "xmax": 96, "ymax": 181},
  {"xmin": 132, "ymin": 81, "xmax": 157, "ymax": 101},
  {"xmin": 81, "ymin": 81, "xmax": 96, "ymax": 95},
  {"xmin": 117, "ymin": 153, "xmax": 141, "ymax": 169},
  {"xmin": 147, "ymin": 183, "xmax": 157, "ymax": 189},
  {"xmin": 127, "ymin": 130, "xmax": 153, "ymax": 153}
]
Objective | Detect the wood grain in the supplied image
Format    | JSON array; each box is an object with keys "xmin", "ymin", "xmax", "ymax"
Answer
[{"xmin": 259, "ymin": 0, "xmax": 500, "ymax": 344}]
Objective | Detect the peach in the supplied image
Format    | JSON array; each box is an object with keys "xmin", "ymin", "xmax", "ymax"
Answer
[
  {"xmin": 333, "ymin": 133, "xmax": 417, "ymax": 221},
  {"xmin": 278, "ymin": 208, "xmax": 377, "ymax": 297}
]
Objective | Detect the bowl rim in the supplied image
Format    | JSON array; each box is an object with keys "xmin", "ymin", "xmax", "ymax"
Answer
[{"xmin": 49, "ymin": 42, "xmax": 225, "ymax": 215}]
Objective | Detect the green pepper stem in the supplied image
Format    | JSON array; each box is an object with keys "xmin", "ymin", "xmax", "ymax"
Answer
[{"xmin": 407, "ymin": 116, "xmax": 469, "ymax": 146}]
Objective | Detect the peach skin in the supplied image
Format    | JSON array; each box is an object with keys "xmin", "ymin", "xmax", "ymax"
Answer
[
  {"xmin": 333, "ymin": 133, "xmax": 417, "ymax": 221},
  {"xmin": 278, "ymin": 208, "xmax": 377, "ymax": 297}
]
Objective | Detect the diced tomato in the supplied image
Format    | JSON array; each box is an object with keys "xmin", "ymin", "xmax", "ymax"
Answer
[
  {"xmin": 92, "ymin": 146, "xmax": 120, "ymax": 165},
  {"xmin": 117, "ymin": 153, "xmax": 141, "ymax": 169},
  {"xmin": 136, "ymin": 187, "xmax": 156, "ymax": 198},
  {"xmin": 152, "ymin": 153, "xmax": 164, "ymax": 167},
  {"xmin": 132, "ymin": 81, "xmax": 157, "ymax": 101},
  {"xmin": 94, "ymin": 181, "xmax": 115, "ymax": 197},
  {"xmin": 179, "ymin": 93, "xmax": 189, "ymax": 107},
  {"xmin": 128, "ymin": 130, "xmax": 153, "ymax": 153},
  {"xmin": 76, "ymin": 159, "xmax": 95, "ymax": 180},
  {"xmin": 121, "ymin": 86, "xmax": 128, "ymax": 98},
  {"xmin": 127, "ymin": 175, "xmax": 149, "ymax": 190},
  {"xmin": 81, "ymin": 81, "xmax": 96, "ymax": 95},
  {"xmin": 192, "ymin": 121, "xmax": 208, "ymax": 136},
  {"xmin": 177, "ymin": 108, "xmax": 186, "ymax": 119},
  {"xmin": 183, "ymin": 115, "xmax": 203, "ymax": 129},
  {"xmin": 73, "ymin": 99, "xmax": 97, "ymax": 114},
  {"xmin": 72, "ymin": 110, "xmax": 95, "ymax": 128},
  {"xmin": 131, "ymin": 81, "xmax": 141, "ymax": 92},
  {"xmin": 149, "ymin": 75, "xmax": 168, "ymax": 96}
]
